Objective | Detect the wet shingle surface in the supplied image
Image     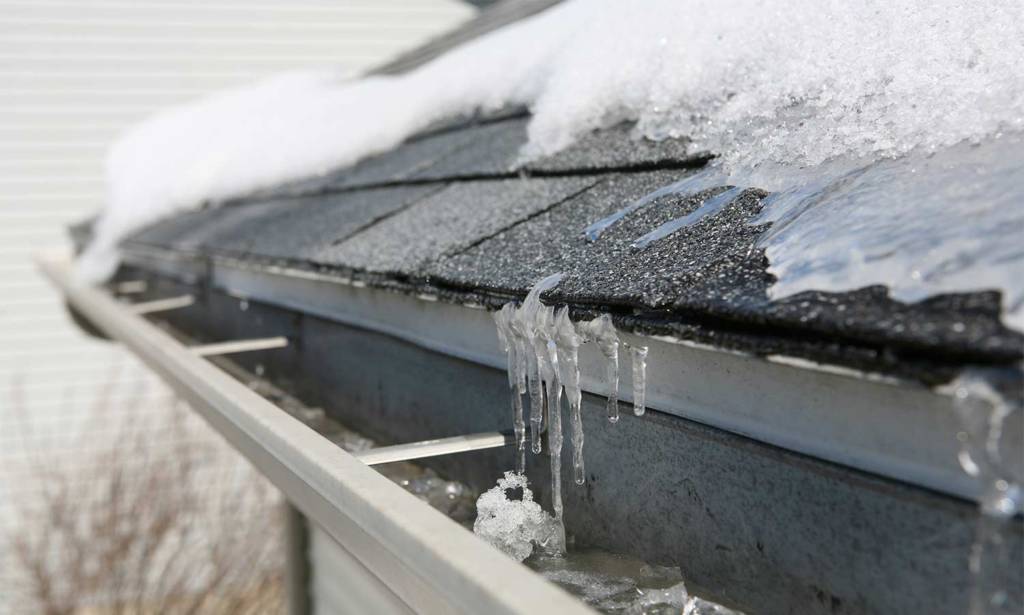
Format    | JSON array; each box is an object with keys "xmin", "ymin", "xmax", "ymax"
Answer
[
  {"xmin": 129, "ymin": 185, "xmax": 440, "ymax": 259},
  {"xmin": 317, "ymin": 176, "xmax": 596, "ymax": 273},
  {"xmin": 121, "ymin": 114, "xmax": 1024, "ymax": 382},
  {"xmin": 526, "ymin": 123, "xmax": 707, "ymax": 174},
  {"xmin": 206, "ymin": 186, "xmax": 440, "ymax": 261},
  {"xmin": 408, "ymin": 117, "xmax": 529, "ymax": 181}
]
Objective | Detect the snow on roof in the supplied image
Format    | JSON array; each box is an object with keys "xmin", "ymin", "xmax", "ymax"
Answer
[{"xmin": 79, "ymin": 0, "xmax": 1024, "ymax": 331}]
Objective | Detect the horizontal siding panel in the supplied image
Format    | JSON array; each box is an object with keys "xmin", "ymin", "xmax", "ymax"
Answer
[
  {"xmin": 3, "ymin": 32, "xmax": 423, "ymax": 49},
  {"xmin": 0, "ymin": 4, "xmax": 475, "ymax": 611},
  {"xmin": 1, "ymin": 1, "xmax": 470, "ymax": 20},
  {"xmin": 0, "ymin": 376, "xmax": 162, "ymax": 395}
]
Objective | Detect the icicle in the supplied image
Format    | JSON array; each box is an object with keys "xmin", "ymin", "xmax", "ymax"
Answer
[
  {"xmin": 529, "ymin": 307, "xmax": 555, "ymax": 456},
  {"xmin": 947, "ymin": 372, "xmax": 1023, "ymax": 615},
  {"xmin": 490, "ymin": 274, "xmax": 656, "ymax": 527},
  {"xmin": 518, "ymin": 273, "xmax": 563, "ymax": 454},
  {"xmin": 542, "ymin": 381, "xmax": 567, "ymax": 556},
  {"xmin": 583, "ymin": 314, "xmax": 620, "ymax": 423},
  {"xmin": 494, "ymin": 304, "xmax": 527, "ymax": 473},
  {"xmin": 554, "ymin": 307, "xmax": 585, "ymax": 485},
  {"xmin": 537, "ymin": 305, "xmax": 568, "ymax": 554},
  {"xmin": 526, "ymin": 349, "xmax": 545, "ymax": 454},
  {"xmin": 630, "ymin": 345, "xmax": 648, "ymax": 416}
]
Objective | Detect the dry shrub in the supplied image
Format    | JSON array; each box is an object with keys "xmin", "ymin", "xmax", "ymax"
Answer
[{"xmin": 3, "ymin": 391, "xmax": 285, "ymax": 615}]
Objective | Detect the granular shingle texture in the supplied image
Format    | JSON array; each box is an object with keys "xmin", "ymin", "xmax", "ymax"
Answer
[
  {"xmin": 316, "ymin": 176, "xmax": 596, "ymax": 273},
  {"xmin": 119, "ymin": 112, "xmax": 1024, "ymax": 383}
]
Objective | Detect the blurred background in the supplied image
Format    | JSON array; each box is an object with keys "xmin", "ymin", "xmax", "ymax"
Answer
[{"xmin": 0, "ymin": 1, "xmax": 476, "ymax": 612}]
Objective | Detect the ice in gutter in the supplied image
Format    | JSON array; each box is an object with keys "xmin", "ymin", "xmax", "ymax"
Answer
[{"xmin": 490, "ymin": 273, "xmax": 648, "ymax": 553}]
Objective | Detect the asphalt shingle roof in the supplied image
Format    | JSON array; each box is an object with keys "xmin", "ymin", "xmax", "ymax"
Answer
[{"xmin": 120, "ymin": 112, "xmax": 1023, "ymax": 384}]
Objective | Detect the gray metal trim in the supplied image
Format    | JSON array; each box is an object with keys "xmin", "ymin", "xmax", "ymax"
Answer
[
  {"xmin": 356, "ymin": 431, "xmax": 512, "ymax": 466},
  {"xmin": 129, "ymin": 294, "xmax": 195, "ymax": 314},
  {"xmin": 176, "ymin": 254, "xmax": 985, "ymax": 503},
  {"xmin": 190, "ymin": 336, "xmax": 289, "ymax": 357},
  {"xmin": 285, "ymin": 504, "xmax": 311, "ymax": 615},
  {"xmin": 38, "ymin": 250, "xmax": 594, "ymax": 615}
]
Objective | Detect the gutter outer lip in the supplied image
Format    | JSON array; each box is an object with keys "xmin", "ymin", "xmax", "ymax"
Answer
[{"xmin": 37, "ymin": 249, "xmax": 595, "ymax": 615}]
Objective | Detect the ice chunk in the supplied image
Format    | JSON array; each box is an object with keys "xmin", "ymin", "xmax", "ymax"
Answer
[
  {"xmin": 530, "ymin": 548, "xmax": 743, "ymax": 614},
  {"xmin": 627, "ymin": 581, "xmax": 690, "ymax": 614},
  {"xmin": 474, "ymin": 472, "xmax": 563, "ymax": 562},
  {"xmin": 627, "ymin": 581, "xmax": 743, "ymax": 615}
]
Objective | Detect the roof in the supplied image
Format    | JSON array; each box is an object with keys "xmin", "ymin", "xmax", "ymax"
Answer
[{"xmin": 116, "ymin": 110, "xmax": 1023, "ymax": 385}]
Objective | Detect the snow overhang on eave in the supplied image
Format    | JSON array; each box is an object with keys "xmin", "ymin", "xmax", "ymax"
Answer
[
  {"xmin": 113, "ymin": 244, "xmax": 1008, "ymax": 504},
  {"xmin": 37, "ymin": 249, "xmax": 594, "ymax": 615}
]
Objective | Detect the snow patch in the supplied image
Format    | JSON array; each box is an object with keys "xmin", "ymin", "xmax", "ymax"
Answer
[{"xmin": 82, "ymin": 0, "xmax": 1024, "ymax": 287}]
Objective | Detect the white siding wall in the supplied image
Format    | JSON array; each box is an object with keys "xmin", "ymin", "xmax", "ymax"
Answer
[{"xmin": 0, "ymin": 0, "xmax": 474, "ymax": 609}]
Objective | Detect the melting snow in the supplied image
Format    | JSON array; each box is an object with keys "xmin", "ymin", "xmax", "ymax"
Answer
[{"xmin": 81, "ymin": 0, "xmax": 1024, "ymax": 328}]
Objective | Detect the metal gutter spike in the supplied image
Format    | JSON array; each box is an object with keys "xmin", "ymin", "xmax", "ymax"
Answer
[
  {"xmin": 355, "ymin": 431, "xmax": 513, "ymax": 466},
  {"xmin": 129, "ymin": 294, "xmax": 195, "ymax": 314},
  {"xmin": 190, "ymin": 336, "xmax": 289, "ymax": 357}
]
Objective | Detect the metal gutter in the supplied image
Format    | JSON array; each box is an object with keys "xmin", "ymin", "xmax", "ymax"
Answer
[
  {"xmin": 356, "ymin": 431, "xmax": 513, "ymax": 466},
  {"xmin": 117, "ymin": 247, "xmax": 994, "ymax": 503},
  {"xmin": 38, "ymin": 250, "xmax": 593, "ymax": 615}
]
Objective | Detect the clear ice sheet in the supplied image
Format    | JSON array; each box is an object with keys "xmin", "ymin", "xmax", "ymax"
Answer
[
  {"xmin": 752, "ymin": 135, "xmax": 1024, "ymax": 332},
  {"xmin": 527, "ymin": 549, "xmax": 743, "ymax": 615},
  {"xmin": 583, "ymin": 172, "xmax": 723, "ymax": 241},
  {"xmin": 585, "ymin": 134, "xmax": 1024, "ymax": 330},
  {"xmin": 631, "ymin": 186, "xmax": 745, "ymax": 250}
]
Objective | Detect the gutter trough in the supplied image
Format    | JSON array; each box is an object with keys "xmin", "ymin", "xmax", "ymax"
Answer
[
  {"xmin": 44, "ymin": 245, "xmax": 1024, "ymax": 614},
  {"xmin": 38, "ymin": 250, "xmax": 593, "ymax": 615},
  {"xmin": 122, "ymin": 245, "xmax": 1004, "ymax": 503}
]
